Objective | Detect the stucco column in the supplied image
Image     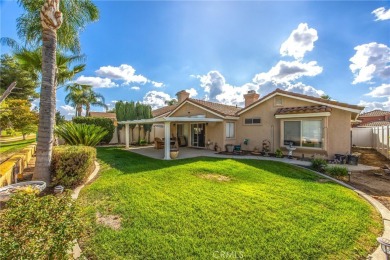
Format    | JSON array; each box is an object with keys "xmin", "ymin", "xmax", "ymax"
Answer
[
  {"xmin": 164, "ymin": 122, "xmax": 171, "ymax": 160},
  {"xmin": 125, "ymin": 123, "xmax": 129, "ymax": 149}
]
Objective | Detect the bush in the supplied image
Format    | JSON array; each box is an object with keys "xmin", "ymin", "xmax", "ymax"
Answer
[
  {"xmin": 73, "ymin": 116, "xmax": 115, "ymax": 144},
  {"xmin": 0, "ymin": 191, "xmax": 82, "ymax": 259},
  {"xmin": 311, "ymin": 158, "xmax": 328, "ymax": 172},
  {"xmin": 55, "ymin": 122, "xmax": 108, "ymax": 146},
  {"xmin": 325, "ymin": 165, "xmax": 348, "ymax": 177},
  {"xmin": 275, "ymin": 148, "xmax": 283, "ymax": 158},
  {"xmin": 51, "ymin": 145, "xmax": 96, "ymax": 188}
]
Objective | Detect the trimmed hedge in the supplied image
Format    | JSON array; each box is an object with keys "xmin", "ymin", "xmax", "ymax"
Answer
[
  {"xmin": 73, "ymin": 116, "xmax": 115, "ymax": 144},
  {"xmin": 51, "ymin": 145, "xmax": 96, "ymax": 188},
  {"xmin": 325, "ymin": 165, "xmax": 349, "ymax": 177},
  {"xmin": 0, "ymin": 191, "xmax": 82, "ymax": 259}
]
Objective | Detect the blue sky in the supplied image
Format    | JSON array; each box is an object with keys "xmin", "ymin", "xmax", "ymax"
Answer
[{"xmin": 1, "ymin": 1, "xmax": 389, "ymax": 118}]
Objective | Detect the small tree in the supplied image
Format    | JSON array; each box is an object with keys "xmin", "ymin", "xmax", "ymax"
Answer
[
  {"xmin": 0, "ymin": 99, "xmax": 38, "ymax": 139},
  {"xmin": 115, "ymin": 101, "xmax": 126, "ymax": 143}
]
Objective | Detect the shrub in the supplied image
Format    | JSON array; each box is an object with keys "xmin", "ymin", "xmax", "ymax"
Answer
[
  {"xmin": 311, "ymin": 158, "xmax": 328, "ymax": 172},
  {"xmin": 325, "ymin": 165, "xmax": 348, "ymax": 177},
  {"xmin": 73, "ymin": 116, "xmax": 115, "ymax": 144},
  {"xmin": 275, "ymin": 148, "xmax": 283, "ymax": 158},
  {"xmin": 55, "ymin": 122, "xmax": 108, "ymax": 146},
  {"xmin": 0, "ymin": 191, "xmax": 82, "ymax": 259},
  {"xmin": 51, "ymin": 145, "xmax": 96, "ymax": 188}
]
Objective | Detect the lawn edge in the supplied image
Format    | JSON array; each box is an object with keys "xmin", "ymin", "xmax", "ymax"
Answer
[{"xmin": 294, "ymin": 165, "xmax": 390, "ymax": 259}]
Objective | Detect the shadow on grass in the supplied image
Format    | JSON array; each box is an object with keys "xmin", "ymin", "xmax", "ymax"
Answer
[{"xmin": 97, "ymin": 147, "xmax": 324, "ymax": 183}]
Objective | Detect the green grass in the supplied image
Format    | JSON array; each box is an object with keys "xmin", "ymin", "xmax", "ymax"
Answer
[
  {"xmin": 0, "ymin": 138, "xmax": 35, "ymax": 162},
  {"xmin": 78, "ymin": 147, "xmax": 382, "ymax": 259}
]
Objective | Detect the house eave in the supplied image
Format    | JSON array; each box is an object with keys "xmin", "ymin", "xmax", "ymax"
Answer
[{"xmin": 275, "ymin": 112, "xmax": 331, "ymax": 119}]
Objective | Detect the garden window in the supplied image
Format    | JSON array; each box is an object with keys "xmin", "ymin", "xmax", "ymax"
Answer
[
  {"xmin": 244, "ymin": 118, "xmax": 261, "ymax": 125},
  {"xmin": 226, "ymin": 122, "xmax": 235, "ymax": 138},
  {"xmin": 283, "ymin": 120, "xmax": 323, "ymax": 148}
]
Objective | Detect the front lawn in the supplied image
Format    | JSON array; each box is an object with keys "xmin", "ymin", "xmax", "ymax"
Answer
[{"xmin": 78, "ymin": 147, "xmax": 382, "ymax": 259}]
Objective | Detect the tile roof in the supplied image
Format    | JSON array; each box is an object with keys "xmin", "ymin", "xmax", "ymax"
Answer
[
  {"xmin": 152, "ymin": 105, "xmax": 177, "ymax": 117},
  {"xmin": 188, "ymin": 98, "xmax": 241, "ymax": 117},
  {"xmin": 239, "ymin": 88, "xmax": 364, "ymax": 114},
  {"xmin": 358, "ymin": 109, "xmax": 390, "ymax": 118},
  {"xmin": 358, "ymin": 121, "xmax": 390, "ymax": 127},
  {"xmin": 275, "ymin": 105, "xmax": 332, "ymax": 115},
  {"xmin": 89, "ymin": 112, "xmax": 116, "ymax": 120}
]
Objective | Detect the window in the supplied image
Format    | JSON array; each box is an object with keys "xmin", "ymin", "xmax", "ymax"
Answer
[
  {"xmin": 283, "ymin": 120, "xmax": 323, "ymax": 148},
  {"xmin": 226, "ymin": 122, "xmax": 235, "ymax": 138},
  {"xmin": 244, "ymin": 118, "xmax": 261, "ymax": 125}
]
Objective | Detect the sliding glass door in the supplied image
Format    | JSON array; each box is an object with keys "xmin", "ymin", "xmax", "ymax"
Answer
[{"xmin": 191, "ymin": 123, "xmax": 205, "ymax": 147}]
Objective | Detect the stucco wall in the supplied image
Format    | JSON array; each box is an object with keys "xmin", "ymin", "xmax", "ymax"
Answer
[{"xmin": 237, "ymin": 94, "xmax": 353, "ymax": 159}]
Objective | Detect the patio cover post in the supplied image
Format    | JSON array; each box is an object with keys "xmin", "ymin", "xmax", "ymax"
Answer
[
  {"xmin": 125, "ymin": 123, "xmax": 129, "ymax": 149},
  {"xmin": 164, "ymin": 122, "xmax": 171, "ymax": 160}
]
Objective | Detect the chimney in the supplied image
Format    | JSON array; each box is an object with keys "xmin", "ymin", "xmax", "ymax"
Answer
[
  {"xmin": 176, "ymin": 90, "xmax": 190, "ymax": 103},
  {"xmin": 244, "ymin": 90, "xmax": 259, "ymax": 107}
]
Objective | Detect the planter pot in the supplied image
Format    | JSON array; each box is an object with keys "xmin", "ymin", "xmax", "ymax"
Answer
[
  {"xmin": 170, "ymin": 150, "xmax": 179, "ymax": 159},
  {"xmin": 225, "ymin": 144, "xmax": 234, "ymax": 153}
]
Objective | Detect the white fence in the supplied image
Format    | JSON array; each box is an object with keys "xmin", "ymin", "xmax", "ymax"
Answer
[
  {"xmin": 373, "ymin": 126, "xmax": 390, "ymax": 159},
  {"xmin": 352, "ymin": 126, "xmax": 390, "ymax": 159}
]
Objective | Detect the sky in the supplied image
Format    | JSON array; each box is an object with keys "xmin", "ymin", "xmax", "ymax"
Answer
[{"xmin": 1, "ymin": 1, "xmax": 390, "ymax": 119}]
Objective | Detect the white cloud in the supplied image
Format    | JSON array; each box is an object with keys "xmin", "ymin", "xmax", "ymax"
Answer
[
  {"xmin": 350, "ymin": 42, "xmax": 390, "ymax": 84},
  {"xmin": 358, "ymin": 98, "xmax": 390, "ymax": 112},
  {"xmin": 365, "ymin": 84, "xmax": 390, "ymax": 97},
  {"xmin": 142, "ymin": 91, "xmax": 173, "ymax": 110},
  {"xmin": 59, "ymin": 105, "xmax": 76, "ymax": 118},
  {"xmin": 253, "ymin": 60, "xmax": 323, "ymax": 84},
  {"xmin": 74, "ymin": 75, "xmax": 118, "ymax": 88},
  {"xmin": 280, "ymin": 23, "xmax": 318, "ymax": 60},
  {"xmin": 372, "ymin": 7, "xmax": 390, "ymax": 21},
  {"xmin": 96, "ymin": 64, "xmax": 148, "ymax": 85},
  {"xmin": 185, "ymin": 88, "xmax": 198, "ymax": 98},
  {"xmin": 150, "ymin": 81, "xmax": 164, "ymax": 88},
  {"xmin": 131, "ymin": 86, "xmax": 140, "ymax": 90}
]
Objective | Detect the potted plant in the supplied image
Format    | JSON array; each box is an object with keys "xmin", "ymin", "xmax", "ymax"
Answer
[
  {"xmin": 262, "ymin": 140, "xmax": 271, "ymax": 156},
  {"xmin": 170, "ymin": 149, "xmax": 179, "ymax": 159},
  {"xmin": 275, "ymin": 148, "xmax": 283, "ymax": 158}
]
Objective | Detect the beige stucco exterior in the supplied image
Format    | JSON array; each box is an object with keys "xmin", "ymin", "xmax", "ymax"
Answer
[
  {"xmin": 237, "ymin": 94, "xmax": 354, "ymax": 158},
  {"xmin": 116, "ymin": 90, "xmax": 361, "ymax": 159}
]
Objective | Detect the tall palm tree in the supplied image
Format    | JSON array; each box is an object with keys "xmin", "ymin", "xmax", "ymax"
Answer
[
  {"xmin": 84, "ymin": 91, "xmax": 107, "ymax": 116},
  {"xmin": 65, "ymin": 83, "xmax": 91, "ymax": 117},
  {"xmin": 1, "ymin": 37, "xmax": 86, "ymax": 89},
  {"xmin": 16, "ymin": 0, "xmax": 99, "ymax": 183}
]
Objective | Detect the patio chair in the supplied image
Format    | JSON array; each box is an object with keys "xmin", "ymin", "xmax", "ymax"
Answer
[{"xmin": 154, "ymin": 137, "xmax": 164, "ymax": 149}]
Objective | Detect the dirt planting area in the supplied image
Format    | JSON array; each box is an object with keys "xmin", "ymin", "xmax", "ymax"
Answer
[{"xmin": 349, "ymin": 147, "xmax": 390, "ymax": 210}]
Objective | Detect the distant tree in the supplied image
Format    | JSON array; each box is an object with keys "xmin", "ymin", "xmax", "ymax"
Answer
[
  {"xmin": 0, "ymin": 99, "xmax": 39, "ymax": 139},
  {"xmin": 0, "ymin": 54, "xmax": 39, "ymax": 100},
  {"xmin": 55, "ymin": 111, "xmax": 66, "ymax": 125},
  {"xmin": 143, "ymin": 105, "xmax": 153, "ymax": 142},
  {"xmin": 135, "ymin": 102, "xmax": 144, "ymax": 143},
  {"xmin": 115, "ymin": 101, "xmax": 126, "ymax": 144},
  {"xmin": 321, "ymin": 94, "xmax": 331, "ymax": 100},
  {"xmin": 165, "ymin": 99, "xmax": 177, "ymax": 106},
  {"xmin": 83, "ymin": 91, "xmax": 107, "ymax": 116},
  {"xmin": 125, "ymin": 102, "xmax": 137, "ymax": 143}
]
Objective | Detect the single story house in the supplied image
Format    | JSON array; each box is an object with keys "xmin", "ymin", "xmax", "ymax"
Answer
[
  {"xmin": 354, "ymin": 110, "xmax": 390, "ymax": 128},
  {"xmin": 118, "ymin": 89, "xmax": 364, "ymax": 160}
]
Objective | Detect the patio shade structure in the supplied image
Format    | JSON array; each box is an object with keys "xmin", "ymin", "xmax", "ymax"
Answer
[{"xmin": 118, "ymin": 117, "xmax": 223, "ymax": 160}]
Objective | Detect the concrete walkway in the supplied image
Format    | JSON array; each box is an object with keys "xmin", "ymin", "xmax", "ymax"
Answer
[{"xmin": 127, "ymin": 146, "xmax": 380, "ymax": 172}]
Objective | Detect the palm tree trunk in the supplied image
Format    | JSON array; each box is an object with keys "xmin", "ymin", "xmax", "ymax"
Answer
[
  {"xmin": 33, "ymin": 27, "xmax": 57, "ymax": 184},
  {"xmin": 85, "ymin": 103, "xmax": 90, "ymax": 117}
]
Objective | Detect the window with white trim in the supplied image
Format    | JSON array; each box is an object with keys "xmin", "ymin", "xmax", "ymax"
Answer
[
  {"xmin": 283, "ymin": 120, "xmax": 323, "ymax": 148},
  {"xmin": 244, "ymin": 117, "xmax": 261, "ymax": 125},
  {"xmin": 226, "ymin": 122, "xmax": 235, "ymax": 138}
]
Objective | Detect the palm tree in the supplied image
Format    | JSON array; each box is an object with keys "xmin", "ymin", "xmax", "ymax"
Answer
[
  {"xmin": 1, "ymin": 37, "xmax": 86, "ymax": 89},
  {"xmin": 65, "ymin": 83, "xmax": 91, "ymax": 117},
  {"xmin": 83, "ymin": 90, "xmax": 107, "ymax": 116},
  {"xmin": 16, "ymin": 0, "xmax": 98, "ymax": 183}
]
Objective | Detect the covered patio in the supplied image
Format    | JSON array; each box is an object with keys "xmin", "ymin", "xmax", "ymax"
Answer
[{"xmin": 118, "ymin": 117, "xmax": 223, "ymax": 160}]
